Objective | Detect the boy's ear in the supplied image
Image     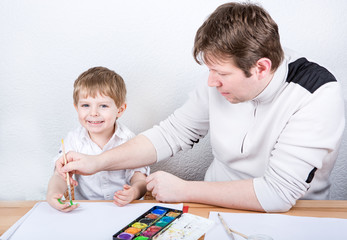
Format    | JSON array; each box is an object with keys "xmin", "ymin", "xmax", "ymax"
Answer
[
  {"xmin": 116, "ymin": 103, "xmax": 127, "ymax": 118},
  {"xmin": 74, "ymin": 104, "xmax": 78, "ymax": 111}
]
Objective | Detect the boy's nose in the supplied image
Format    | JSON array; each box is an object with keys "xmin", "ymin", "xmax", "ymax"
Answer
[{"xmin": 90, "ymin": 107, "xmax": 99, "ymax": 116}]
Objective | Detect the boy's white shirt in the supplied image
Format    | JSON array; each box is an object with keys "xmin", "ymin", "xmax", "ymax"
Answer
[{"xmin": 53, "ymin": 121, "xmax": 150, "ymax": 200}]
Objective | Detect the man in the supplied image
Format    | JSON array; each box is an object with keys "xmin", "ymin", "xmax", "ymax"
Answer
[{"xmin": 58, "ymin": 2, "xmax": 344, "ymax": 212}]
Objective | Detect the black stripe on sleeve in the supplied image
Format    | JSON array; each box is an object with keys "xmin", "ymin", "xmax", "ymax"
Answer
[
  {"xmin": 287, "ymin": 58, "xmax": 337, "ymax": 94},
  {"xmin": 306, "ymin": 167, "xmax": 317, "ymax": 183}
]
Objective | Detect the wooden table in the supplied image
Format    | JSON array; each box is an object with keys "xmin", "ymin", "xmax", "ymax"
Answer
[{"xmin": 1, "ymin": 200, "xmax": 347, "ymax": 238}]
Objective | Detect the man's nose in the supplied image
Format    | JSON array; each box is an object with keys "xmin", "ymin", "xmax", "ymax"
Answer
[{"xmin": 208, "ymin": 71, "xmax": 222, "ymax": 87}]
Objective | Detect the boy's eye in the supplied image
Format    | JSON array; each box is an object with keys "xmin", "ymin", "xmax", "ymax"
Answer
[
  {"xmin": 81, "ymin": 104, "xmax": 89, "ymax": 107},
  {"xmin": 100, "ymin": 104, "xmax": 108, "ymax": 108}
]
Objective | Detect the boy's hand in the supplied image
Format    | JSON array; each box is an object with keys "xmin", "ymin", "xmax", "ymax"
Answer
[
  {"xmin": 46, "ymin": 193, "xmax": 79, "ymax": 212},
  {"xmin": 113, "ymin": 184, "xmax": 136, "ymax": 207}
]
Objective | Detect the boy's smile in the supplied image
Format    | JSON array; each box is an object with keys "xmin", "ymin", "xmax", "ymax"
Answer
[
  {"xmin": 86, "ymin": 120, "xmax": 105, "ymax": 127},
  {"xmin": 75, "ymin": 93, "xmax": 125, "ymax": 144},
  {"xmin": 87, "ymin": 120, "xmax": 105, "ymax": 125}
]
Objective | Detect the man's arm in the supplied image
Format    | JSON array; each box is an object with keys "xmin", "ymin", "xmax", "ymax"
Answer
[
  {"xmin": 60, "ymin": 135, "xmax": 157, "ymax": 176},
  {"xmin": 146, "ymin": 171, "xmax": 264, "ymax": 212},
  {"xmin": 186, "ymin": 180, "xmax": 264, "ymax": 211}
]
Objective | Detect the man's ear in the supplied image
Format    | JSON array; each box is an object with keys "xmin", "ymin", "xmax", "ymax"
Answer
[
  {"xmin": 255, "ymin": 58, "xmax": 272, "ymax": 80},
  {"xmin": 116, "ymin": 103, "xmax": 127, "ymax": 118}
]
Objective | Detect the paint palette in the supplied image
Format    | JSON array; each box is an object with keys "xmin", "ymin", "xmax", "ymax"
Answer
[{"xmin": 113, "ymin": 206, "xmax": 183, "ymax": 240}]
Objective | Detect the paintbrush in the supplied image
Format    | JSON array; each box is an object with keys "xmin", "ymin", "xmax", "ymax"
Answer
[
  {"xmin": 218, "ymin": 213, "xmax": 236, "ymax": 239},
  {"xmin": 61, "ymin": 139, "xmax": 73, "ymax": 205},
  {"xmin": 218, "ymin": 213, "xmax": 249, "ymax": 239},
  {"xmin": 218, "ymin": 213, "xmax": 273, "ymax": 240}
]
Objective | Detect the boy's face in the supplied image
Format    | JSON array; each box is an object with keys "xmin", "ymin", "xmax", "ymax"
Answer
[{"xmin": 74, "ymin": 93, "xmax": 125, "ymax": 139}]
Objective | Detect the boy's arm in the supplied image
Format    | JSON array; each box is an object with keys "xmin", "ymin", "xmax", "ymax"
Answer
[
  {"xmin": 113, "ymin": 171, "xmax": 147, "ymax": 207},
  {"xmin": 129, "ymin": 171, "xmax": 148, "ymax": 200},
  {"xmin": 46, "ymin": 170, "xmax": 78, "ymax": 212}
]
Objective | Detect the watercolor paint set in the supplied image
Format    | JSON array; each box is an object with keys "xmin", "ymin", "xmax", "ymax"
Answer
[{"xmin": 113, "ymin": 206, "xmax": 183, "ymax": 240}]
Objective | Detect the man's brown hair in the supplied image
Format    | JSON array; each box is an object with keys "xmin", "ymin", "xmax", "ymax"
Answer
[
  {"xmin": 193, "ymin": 2, "xmax": 284, "ymax": 77},
  {"xmin": 73, "ymin": 66, "xmax": 126, "ymax": 107}
]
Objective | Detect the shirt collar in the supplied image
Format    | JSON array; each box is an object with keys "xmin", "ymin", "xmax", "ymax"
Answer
[{"xmin": 252, "ymin": 57, "xmax": 288, "ymax": 104}]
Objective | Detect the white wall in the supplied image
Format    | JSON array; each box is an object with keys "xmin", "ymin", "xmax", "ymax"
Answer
[{"xmin": 1, "ymin": 0, "xmax": 347, "ymax": 200}]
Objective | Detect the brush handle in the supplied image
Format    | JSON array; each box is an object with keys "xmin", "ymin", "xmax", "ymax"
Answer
[
  {"xmin": 61, "ymin": 139, "xmax": 71, "ymax": 187},
  {"xmin": 218, "ymin": 213, "xmax": 248, "ymax": 239}
]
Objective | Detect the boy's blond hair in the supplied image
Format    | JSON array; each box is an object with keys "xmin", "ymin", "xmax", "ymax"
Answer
[{"xmin": 73, "ymin": 67, "xmax": 126, "ymax": 107}]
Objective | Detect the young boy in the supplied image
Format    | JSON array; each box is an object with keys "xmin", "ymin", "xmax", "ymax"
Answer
[{"xmin": 46, "ymin": 66, "xmax": 149, "ymax": 212}]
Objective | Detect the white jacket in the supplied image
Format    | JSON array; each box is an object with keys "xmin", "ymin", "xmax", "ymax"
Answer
[{"xmin": 142, "ymin": 49, "xmax": 345, "ymax": 212}]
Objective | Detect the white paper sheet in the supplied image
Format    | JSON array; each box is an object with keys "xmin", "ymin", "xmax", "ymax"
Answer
[
  {"xmin": 155, "ymin": 213, "xmax": 214, "ymax": 240},
  {"xmin": 205, "ymin": 211, "xmax": 347, "ymax": 240},
  {"xmin": 0, "ymin": 202, "xmax": 183, "ymax": 240}
]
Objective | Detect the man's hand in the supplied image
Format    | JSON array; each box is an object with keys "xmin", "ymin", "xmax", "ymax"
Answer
[
  {"xmin": 113, "ymin": 184, "xmax": 136, "ymax": 207},
  {"xmin": 56, "ymin": 151, "xmax": 101, "ymax": 181},
  {"xmin": 146, "ymin": 171, "xmax": 188, "ymax": 202}
]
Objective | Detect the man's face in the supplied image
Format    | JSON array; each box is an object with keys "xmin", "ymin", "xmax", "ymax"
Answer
[{"xmin": 206, "ymin": 59, "xmax": 262, "ymax": 104}]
